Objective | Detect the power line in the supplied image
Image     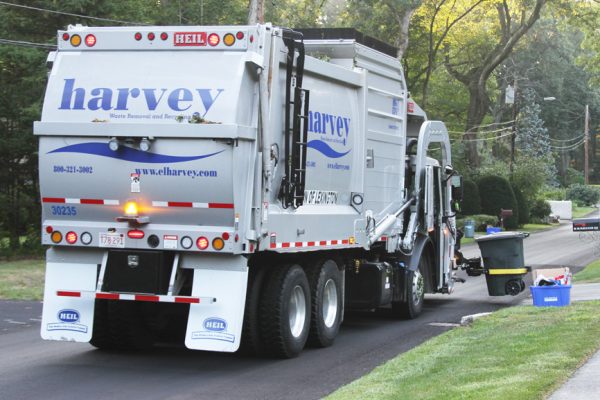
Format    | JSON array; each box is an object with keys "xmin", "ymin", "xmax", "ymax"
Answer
[
  {"xmin": 448, "ymin": 126, "xmax": 513, "ymax": 136},
  {"xmin": 450, "ymin": 130, "xmax": 514, "ymax": 142},
  {"xmin": 0, "ymin": 37, "xmax": 56, "ymax": 49},
  {"xmin": 548, "ymin": 135, "xmax": 585, "ymax": 143},
  {"xmin": 0, "ymin": 1, "xmax": 149, "ymax": 26},
  {"xmin": 548, "ymin": 140, "xmax": 585, "ymax": 151}
]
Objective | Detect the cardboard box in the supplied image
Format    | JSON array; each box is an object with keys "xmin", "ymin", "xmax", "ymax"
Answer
[{"xmin": 533, "ymin": 267, "xmax": 570, "ymax": 282}]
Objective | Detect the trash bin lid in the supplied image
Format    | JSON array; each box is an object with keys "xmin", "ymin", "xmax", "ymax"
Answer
[{"xmin": 475, "ymin": 231, "xmax": 529, "ymax": 242}]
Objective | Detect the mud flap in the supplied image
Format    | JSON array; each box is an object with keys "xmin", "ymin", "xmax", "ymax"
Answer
[
  {"xmin": 185, "ymin": 266, "xmax": 248, "ymax": 352},
  {"xmin": 40, "ymin": 262, "xmax": 97, "ymax": 342}
]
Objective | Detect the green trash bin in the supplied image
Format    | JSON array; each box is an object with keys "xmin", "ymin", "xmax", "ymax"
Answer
[{"xmin": 475, "ymin": 232, "xmax": 530, "ymax": 296}]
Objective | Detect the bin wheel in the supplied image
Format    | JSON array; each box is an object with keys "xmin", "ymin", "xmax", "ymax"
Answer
[{"xmin": 505, "ymin": 279, "xmax": 522, "ymax": 296}]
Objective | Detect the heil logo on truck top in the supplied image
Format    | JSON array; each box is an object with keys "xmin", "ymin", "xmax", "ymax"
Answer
[
  {"xmin": 173, "ymin": 32, "xmax": 207, "ymax": 46},
  {"xmin": 58, "ymin": 79, "xmax": 224, "ymax": 117}
]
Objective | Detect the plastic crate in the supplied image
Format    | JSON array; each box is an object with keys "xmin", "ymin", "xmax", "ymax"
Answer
[
  {"xmin": 486, "ymin": 227, "xmax": 502, "ymax": 234},
  {"xmin": 530, "ymin": 285, "xmax": 572, "ymax": 307}
]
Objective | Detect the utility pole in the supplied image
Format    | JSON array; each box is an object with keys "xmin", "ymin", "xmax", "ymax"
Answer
[
  {"xmin": 509, "ymin": 79, "xmax": 518, "ymax": 174},
  {"xmin": 584, "ymin": 104, "xmax": 590, "ymax": 184}
]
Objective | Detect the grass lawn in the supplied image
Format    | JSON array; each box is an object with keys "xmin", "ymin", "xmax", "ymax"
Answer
[
  {"xmin": 0, "ymin": 259, "xmax": 44, "ymax": 300},
  {"xmin": 574, "ymin": 259, "xmax": 600, "ymax": 283},
  {"xmin": 572, "ymin": 206, "xmax": 597, "ymax": 219},
  {"xmin": 327, "ymin": 301, "xmax": 600, "ymax": 400}
]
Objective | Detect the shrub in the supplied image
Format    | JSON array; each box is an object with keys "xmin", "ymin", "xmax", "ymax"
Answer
[
  {"xmin": 461, "ymin": 179, "xmax": 481, "ymax": 215},
  {"xmin": 540, "ymin": 186, "xmax": 566, "ymax": 201},
  {"xmin": 478, "ymin": 175, "xmax": 519, "ymax": 229},
  {"xmin": 566, "ymin": 184, "xmax": 600, "ymax": 206},
  {"xmin": 530, "ymin": 199, "xmax": 552, "ymax": 222},
  {"xmin": 512, "ymin": 185, "xmax": 529, "ymax": 226}
]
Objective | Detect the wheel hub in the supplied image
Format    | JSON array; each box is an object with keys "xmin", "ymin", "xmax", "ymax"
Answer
[
  {"xmin": 289, "ymin": 285, "xmax": 307, "ymax": 338},
  {"xmin": 322, "ymin": 278, "xmax": 338, "ymax": 328},
  {"xmin": 412, "ymin": 269, "xmax": 424, "ymax": 305}
]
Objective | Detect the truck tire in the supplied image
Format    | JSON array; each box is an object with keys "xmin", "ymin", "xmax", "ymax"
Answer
[
  {"xmin": 306, "ymin": 259, "xmax": 342, "ymax": 348},
  {"xmin": 239, "ymin": 265, "xmax": 270, "ymax": 356},
  {"xmin": 392, "ymin": 255, "xmax": 426, "ymax": 319},
  {"xmin": 108, "ymin": 301, "xmax": 155, "ymax": 350},
  {"xmin": 89, "ymin": 299, "xmax": 115, "ymax": 350},
  {"xmin": 259, "ymin": 264, "xmax": 310, "ymax": 358}
]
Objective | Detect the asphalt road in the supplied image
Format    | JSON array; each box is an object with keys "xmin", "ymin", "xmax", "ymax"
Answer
[{"xmin": 0, "ymin": 222, "xmax": 596, "ymax": 400}]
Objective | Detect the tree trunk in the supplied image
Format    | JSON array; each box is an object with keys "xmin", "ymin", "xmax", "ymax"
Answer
[{"xmin": 248, "ymin": 0, "xmax": 264, "ymax": 24}]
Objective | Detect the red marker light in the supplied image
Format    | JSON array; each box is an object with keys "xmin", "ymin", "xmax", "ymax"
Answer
[
  {"xmin": 62, "ymin": 33, "xmax": 70, "ymax": 41},
  {"xmin": 249, "ymin": 34, "xmax": 254, "ymax": 43},
  {"xmin": 66, "ymin": 231, "xmax": 78, "ymax": 244},
  {"xmin": 148, "ymin": 32, "xmax": 155, "ymax": 41},
  {"xmin": 46, "ymin": 226, "xmax": 53, "ymax": 234},
  {"xmin": 127, "ymin": 230, "xmax": 145, "ymax": 239},
  {"xmin": 134, "ymin": 32, "xmax": 142, "ymax": 41},
  {"xmin": 236, "ymin": 31, "xmax": 244, "ymax": 40},
  {"xmin": 160, "ymin": 32, "xmax": 168, "ymax": 41},
  {"xmin": 85, "ymin": 34, "xmax": 96, "ymax": 47},
  {"xmin": 208, "ymin": 33, "xmax": 220, "ymax": 46},
  {"xmin": 196, "ymin": 236, "xmax": 209, "ymax": 250},
  {"xmin": 222, "ymin": 232, "xmax": 230, "ymax": 240}
]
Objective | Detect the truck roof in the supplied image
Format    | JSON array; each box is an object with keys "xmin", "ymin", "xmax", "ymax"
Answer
[{"xmin": 298, "ymin": 28, "xmax": 398, "ymax": 58}]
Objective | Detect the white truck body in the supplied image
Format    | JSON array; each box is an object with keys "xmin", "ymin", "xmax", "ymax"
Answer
[{"xmin": 36, "ymin": 24, "xmax": 458, "ymax": 357}]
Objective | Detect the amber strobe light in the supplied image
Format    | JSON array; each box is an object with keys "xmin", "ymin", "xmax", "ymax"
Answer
[
  {"xmin": 124, "ymin": 201, "xmax": 139, "ymax": 216},
  {"xmin": 223, "ymin": 33, "xmax": 235, "ymax": 46}
]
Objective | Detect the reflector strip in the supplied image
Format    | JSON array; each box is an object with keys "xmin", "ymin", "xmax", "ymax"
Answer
[
  {"xmin": 57, "ymin": 290, "xmax": 215, "ymax": 304},
  {"xmin": 57, "ymin": 290, "xmax": 81, "ymax": 297},
  {"xmin": 269, "ymin": 239, "xmax": 354, "ymax": 250},
  {"xmin": 487, "ymin": 268, "xmax": 528, "ymax": 275},
  {"xmin": 152, "ymin": 201, "xmax": 234, "ymax": 209},
  {"xmin": 43, "ymin": 197, "xmax": 119, "ymax": 205}
]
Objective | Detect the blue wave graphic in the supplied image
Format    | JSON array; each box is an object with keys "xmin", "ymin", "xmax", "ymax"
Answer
[
  {"xmin": 307, "ymin": 140, "xmax": 350, "ymax": 159},
  {"xmin": 48, "ymin": 142, "xmax": 224, "ymax": 163}
]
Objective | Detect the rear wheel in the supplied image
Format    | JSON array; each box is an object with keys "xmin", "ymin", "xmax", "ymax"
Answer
[
  {"xmin": 240, "ymin": 265, "xmax": 270, "ymax": 356},
  {"xmin": 307, "ymin": 259, "xmax": 342, "ymax": 347},
  {"xmin": 259, "ymin": 264, "xmax": 310, "ymax": 358},
  {"xmin": 392, "ymin": 255, "xmax": 427, "ymax": 319},
  {"xmin": 89, "ymin": 300, "xmax": 155, "ymax": 350}
]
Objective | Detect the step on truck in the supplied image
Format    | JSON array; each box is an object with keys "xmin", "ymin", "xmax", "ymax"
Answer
[{"xmin": 36, "ymin": 24, "xmax": 463, "ymax": 358}]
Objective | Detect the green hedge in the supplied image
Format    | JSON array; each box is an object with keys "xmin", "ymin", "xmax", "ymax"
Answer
[
  {"xmin": 478, "ymin": 175, "xmax": 519, "ymax": 229},
  {"xmin": 461, "ymin": 179, "xmax": 481, "ymax": 215}
]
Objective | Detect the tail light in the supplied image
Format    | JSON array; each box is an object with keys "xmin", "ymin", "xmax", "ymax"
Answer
[
  {"xmin": 84, "ymin": 34, "xmax": 96, "ymax": 47},
  {"xmin": 66, "ymin": 231, "xmax": 78, "ymax": 244},
  {"xmin": 128, "ymin": 230, "xmax": 145, "ymax": 239},
  {"xmin": 208, "ymin": 33, "xmax": 220, "ymax": 46},
  {"xmin": 196, "ymin": 236, "xmax": 209, "ymax": 250}
]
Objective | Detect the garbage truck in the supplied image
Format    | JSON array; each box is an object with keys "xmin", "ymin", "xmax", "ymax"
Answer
[{"xmin": 36, "ymin": 24, "xmax": 464, "ymax": 358}]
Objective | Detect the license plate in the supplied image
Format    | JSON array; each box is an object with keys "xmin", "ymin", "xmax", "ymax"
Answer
[{"xmin": 99, "ymin": 233, "xmax": 125, "ymax": 248}]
